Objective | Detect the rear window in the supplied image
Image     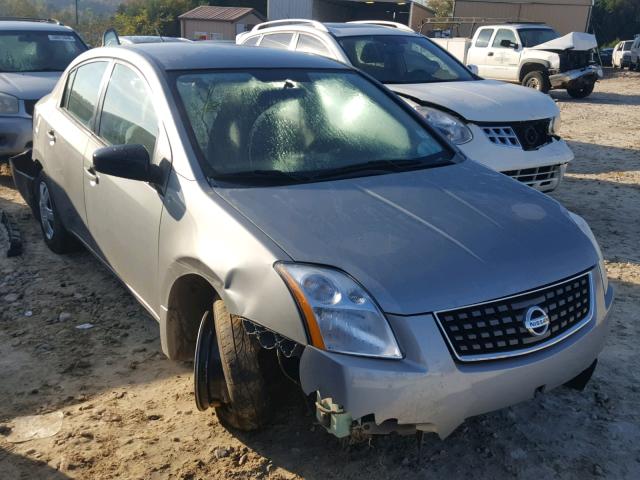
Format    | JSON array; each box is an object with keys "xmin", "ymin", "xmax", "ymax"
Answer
[
  {"xmin": 259, "ymin": 33, "xmax": 293, "ymax": 50},
  {"xmin": 0, "ymin": 31, "xmax": 86, "ymax": 73},
  {"xmin": 475, "ymin": 29, "xmax": 493, "ymax": 48},
  {"xmin": 174, "ymin": 69, "xmax": 449, "ymax": 182},
  {"xmin": 65, "ymin": 61, "xmax": 108, "ymax": 127}
]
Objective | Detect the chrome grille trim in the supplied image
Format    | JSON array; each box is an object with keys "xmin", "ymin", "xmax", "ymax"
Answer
[{"xmin": 482, "ymin": 126, "xmax": 521, "ymax": 148}]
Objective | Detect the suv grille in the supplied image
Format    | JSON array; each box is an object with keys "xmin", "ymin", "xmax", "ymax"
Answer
[
  {"xmin": 24, "ymin": 99, "xmax": 38, "ymax": 117},
  {"xmin": 435, "ymin": 272, "xmax": 592, "ymax": 362},
  {"xmin": 482, "ymin": 119, "xmax": 552, "ymax": 151}
]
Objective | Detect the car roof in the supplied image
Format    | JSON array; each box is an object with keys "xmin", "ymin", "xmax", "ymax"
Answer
[
  {"xmin": 0, "ymin": 20, "xmax": 76, "ymax": 33},
  {"xmin": 95, "ymin": 43, "xmax": 351, "ymax": 71},
  {"xmin": 324, "ymin": 23, "xmax": 419, "ymax": 38},
  {"xmin": 121, "ymin": 35, "xmax": 191, "ymax": 44}
]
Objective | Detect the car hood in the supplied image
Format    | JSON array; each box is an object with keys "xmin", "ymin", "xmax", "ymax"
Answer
[
  {"xmin": 215, "ymin": 161, "xmax": 598, "ymax": 315},
  {"xmin": 388, "ymin": 80, "xmax": 558, "ymax": 122},
  {"xmin": 530, "ymin": 32, "xmax": 598, "ymax": 52},
  {"xmin": 0, "ymin": 72, "xmax": 61, "ymax": 100}
]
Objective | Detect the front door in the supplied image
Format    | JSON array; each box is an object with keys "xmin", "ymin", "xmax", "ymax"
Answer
[
  {"xmin": 83, "ymin": 62, "xmax": 169, "ymax": 315},
  {"xmin": 486, "ymin": 28, "xmax": 521, "ymax": 81}
]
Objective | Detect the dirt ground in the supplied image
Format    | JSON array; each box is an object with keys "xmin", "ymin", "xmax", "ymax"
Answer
[{"xmin": 1, "ymin": 70, "xmax": 639, "ymax": 480}]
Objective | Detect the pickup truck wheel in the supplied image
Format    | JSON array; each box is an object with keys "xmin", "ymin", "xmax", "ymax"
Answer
[
  {"xmin": 35, "ymin": 172, "xmax": 77, "ymax": 254},
  {"xmin": 567, "ymin": 82, "xmax": 595, "ymax": 99},
  {"xmin": 522, "ymin": 71, "xmax": 550, "ymax": 93},
  {"xmin": 213, "ymin": 299, "xmax": 270, "ymax": 431}
]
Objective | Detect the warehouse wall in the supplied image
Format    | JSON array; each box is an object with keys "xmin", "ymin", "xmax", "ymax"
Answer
[
  {"xmin": 268, "ymin": 0, "xmax": 314, "ymax": 19},
  {"xmin": 409, "ymin": 3, "xmax": 436, "ymax": 32}
]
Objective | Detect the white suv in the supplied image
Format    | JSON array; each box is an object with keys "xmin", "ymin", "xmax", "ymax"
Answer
[{"xmin": 237, "ymin": 20, "xmax": 573, "ymax": 192}]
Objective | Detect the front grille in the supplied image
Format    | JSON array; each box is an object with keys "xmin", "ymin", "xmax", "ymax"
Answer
[
  {"xmin": 435, "ymin": 272, "xmax": 592, "ymax": 362},
  {"xmin": 503, "ymin": 164, "xmax": 561, "ymax": 189},
  {"xmin": 482, "ymin": 119, "xmax": 552, "ymax": 151},
  {"xmin": 24, "ymin": 99, "xmax": 38, "ymax": 117}
]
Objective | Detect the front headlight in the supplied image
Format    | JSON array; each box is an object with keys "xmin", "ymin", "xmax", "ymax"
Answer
[
  {"xmin": 569, "ymin": 212, "xmax": 608, "ymax": 293},
  {"xmin": 549, "ymin": 114, "xmax": 562, "ymax": 135},
  {"xmin": 414, "ymin": 106, "xmax": 473, "ymax": 145},
  {"xmin": 275, "ymin": 263, "xmax": 402, "ymax": 359},
  {"xmin": 0, "ymin": 92, "xmax": 19, "ymax": 114}
]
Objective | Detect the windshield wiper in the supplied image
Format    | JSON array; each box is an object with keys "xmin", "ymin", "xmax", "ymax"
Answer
[
  {"xmin": 305, "ymin": 158, "xmax": 435, "ymax": 181},
  {"xmin": 212, "ymin": 169, "xmax": 311, "ymax": 185}
]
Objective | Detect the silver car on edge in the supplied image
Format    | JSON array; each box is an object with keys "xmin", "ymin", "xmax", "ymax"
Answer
[{"xmin": 11, "ymin": 43, "xmax": 613, "ymax": 439}]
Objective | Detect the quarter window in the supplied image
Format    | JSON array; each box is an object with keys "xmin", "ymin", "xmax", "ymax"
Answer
[
  {"xmin": 243, "ymin": 36, "xmax": 260, "ymax": 46},
  {"xmin": 98, "ymin": 64, "xmax": 158, "ymax": 156},
  {"xmin": 66, "ymin": 61, "xmax": 108, "ymax": 127},
  {"xmin": 475, "ymin": 29, "xmax": 494, "ymax": 48},
  {"xmin": 260, "ymin": 33, "xmax": 293, "ymax": 50},
  {"xmin": 296, "ymin": 34, "xmax": 330, "ymax": 57},
  {"xmin": 492, "ymin": 29, "xmax": 518, "ymax": 48}
]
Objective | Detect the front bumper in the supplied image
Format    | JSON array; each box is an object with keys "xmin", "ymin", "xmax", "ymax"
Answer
[
  {"xmin": 460, "ymin": 124, "xmax": 574, "ymax": 192},
  {"xmin": 299, "ymin": 270, "xmax": 613, "ymax": 439},
  {"xmin": 549, "ymin": 65, "xmax": 603, "ymax": 89},
  {"xmin": 0, "ymin": 115, "xmax": 33, "ymax": 160}
]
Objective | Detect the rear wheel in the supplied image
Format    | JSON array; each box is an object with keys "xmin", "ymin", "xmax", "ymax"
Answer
[
  {"xmin": 35, "ymin": 172, "xmax": 77, "ymax": 254},
  {"xmin": 522, "ymin": 71, "xmax": 550, "ymax": 94},
  {"xmin": 213, "ymin": 299, "xmax": 271, "ymax": 430},
  {"xmin": 567, "ymin": 82, "xmax": 595, "ymax": 99}
]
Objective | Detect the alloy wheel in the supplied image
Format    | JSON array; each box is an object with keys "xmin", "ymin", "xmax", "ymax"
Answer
[{"xmin": 38, "ymin": 181, "xmax": 55, "ymax": 240}]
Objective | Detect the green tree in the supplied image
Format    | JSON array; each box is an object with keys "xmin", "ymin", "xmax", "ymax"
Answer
[
  {"xmin": 427, "ymin": 0, "xmax": 454, "ymax": 17},
  {"xmin": 591, "ymin": 0, "xmax": 640, "ymax": 45}
]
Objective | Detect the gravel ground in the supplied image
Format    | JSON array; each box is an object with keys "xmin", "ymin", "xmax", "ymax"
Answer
[{"xmin": 1, "ymin": 70, "xmax": 639, "ymax": 480}]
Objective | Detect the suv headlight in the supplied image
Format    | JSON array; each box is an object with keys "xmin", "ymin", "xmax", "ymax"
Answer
[
  {"xmin": 569, "ymin": 212, "xmax": 608, "ymax": 293},
  {"xmin": 414, "ymin": 106, "xmax": 473, "ymax": 145},
  {"xmin": 549, "ymin": 114, "xmax": 561, "ymax": 135},
  {"xmin": 275, "ymin": 263, "xmax": 402, "ymax": 359},
  {"xmin": 0, "ymin": 92, "xmax": 19, "ymax": 114}
]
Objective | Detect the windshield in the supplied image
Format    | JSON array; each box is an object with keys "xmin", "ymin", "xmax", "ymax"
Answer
[
  {"xmin": 175, "ymin": 69, "xmax": 451, "ymax": 184},
  {"xmin": 337, "ymin": 35, "xmax": 475, "ymax": 84},
  {"xmin": 0, "ymin": 31, "xmax": 86, "ymax": 73},
  {"xmin": 517, "ymin": 28, "xmax": 560, "ymax": 48},
  {"xmin": 623, "ymin": 41, "xmax": 632, "ymax": 51}
]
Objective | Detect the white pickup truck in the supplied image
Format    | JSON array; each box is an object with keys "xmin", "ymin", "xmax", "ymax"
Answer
[{"xmin": 432, "ymin": 24, "xmax": 603, "ymax": 98}]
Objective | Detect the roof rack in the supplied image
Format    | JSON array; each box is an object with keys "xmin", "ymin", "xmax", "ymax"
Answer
[
  {"xmin": 251, "ymin": 19, "xmax": 328, "ymax": 33},
  {"xmin": 347, "ymin": 20, "xmax": 414, "ymax": 32},
  {"xmin": 0, "ymin": 17, "xmax": 64, "ymax": 25}
]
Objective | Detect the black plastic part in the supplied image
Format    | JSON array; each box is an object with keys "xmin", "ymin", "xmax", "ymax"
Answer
[
  {"xmin": 1, "ymin": 210, "xmax": 22, "ymax": 257},
  {"xmin": 194, "ymin": 311, "xmax": 228, "ymax": 411},
  {"xmin": 564, "ymin": 359, "xmax": 598, "ymax": 391},
  {"xmin": 93, "ymin": 144, "xmax": 156, "ymax": 182}
]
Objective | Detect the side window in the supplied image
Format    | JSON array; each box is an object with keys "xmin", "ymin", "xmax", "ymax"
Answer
[
  {"xmin": 259, "ymin": 33, "xmax": 293, "ymax": 50},
  {"xmin": 296, "ymin": 34, "xmax": 330, "ymax": 57},
  {"xmin": 492, "ymin": 29, "xmax": 518, "ymax": 49},
  {"xmin": 61, "ymin": 68, "xmax": 77, "ymax": 109},
  {"xmin": 243, "ymin": 36, "xmax": 260, "ymax": 46},
  {"xmin": 475, "ymin": 29, "xmax": 494, "ymax": 48},
  {"xmin": 98, "ymin": 64, "xmax": 158, "ymax": 156},
  {"xmin": 66, "ymin": 61, "xmax": 108, "ymax": 127}
]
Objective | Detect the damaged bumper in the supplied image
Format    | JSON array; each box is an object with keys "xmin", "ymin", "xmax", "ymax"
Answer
[
  {"xmin": 300, "ymin": 271, "xmax": 613, "ymax": 439},
  {"xmin": 0, "ymin": 116, "xmax": 32, "ymax": 161},
  {"xmin": 550, "ymin": 65, "xmax": 603, "ymax": 89}
]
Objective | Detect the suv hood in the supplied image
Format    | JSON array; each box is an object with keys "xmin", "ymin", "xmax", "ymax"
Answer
[
  {"xmin": 0, "ymin": 72, "xmax": 62, "ymax": 100},
  {"xmin": 388, "ymin": 80, "xmax": 558, "ymax": 122},
  {"xmin": 530, "ymin": 32, "xmax": 598, "ymax": 52},
  {"xmin": 216, "ymin": 161, "xmax": 598, "ymax": 315}
]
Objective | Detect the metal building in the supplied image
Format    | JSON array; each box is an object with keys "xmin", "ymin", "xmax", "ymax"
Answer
[
  {"xmin": 452, "ymin": 0, "xmax": 594, "ymax": 34},
  {"xmin": 179, "ymin": 6, "xmax": 266, "ymax": 41},
  {"xmin": 267, "ymin": 0, "xmax": 435, "ymax": 31}
]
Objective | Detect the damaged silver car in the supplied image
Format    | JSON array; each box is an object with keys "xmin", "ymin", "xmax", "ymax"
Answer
[{"xmin": 12, "ymin": 43, "xmax": 613, "ymax": 439}]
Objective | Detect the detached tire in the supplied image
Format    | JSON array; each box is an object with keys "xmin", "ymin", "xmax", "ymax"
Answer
[
  {"xmin": 35, "ymin": 172, "xmax": 77, "ymax": 254},
  {"xmin": 213, "ymin": 299, "xmax": 270, "ymax": 430},
  {"xmin": 567, "ymin": 82, "xmax": 595, "ymax": 99},
  {"xmin": 522, "ymin": 71, "xmax": 550, "ymax": 93}
]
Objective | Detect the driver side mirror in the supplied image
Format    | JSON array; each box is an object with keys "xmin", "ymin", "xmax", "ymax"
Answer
[
  {"xmin": 467, "ymin": 64, "xmax": 479, "ymax": 75},
  {"xmin": 500, "ymin": 39, "xmax": 519, "ymax": 50},
  {"xmin": 93, "ymin": 144, "xmax": 159, "ymax": 183}
]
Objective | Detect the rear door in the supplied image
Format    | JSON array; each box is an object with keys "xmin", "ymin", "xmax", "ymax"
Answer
[
  {"xmin": 82, "ymin": 62, "xmax": 170, "ymax": 314},
  {"xmin": 42, "ymin": 60, "xmax": 109, "ymax": 243}
]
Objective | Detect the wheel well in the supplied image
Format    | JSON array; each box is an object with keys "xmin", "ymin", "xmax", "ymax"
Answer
[
  {"xmin": 165, "ymin": 274, "xmax": 217, "ymax": 361},
  {"xmin": 519, "ymin": 63, "xmax": 548, "ymax": 82}
]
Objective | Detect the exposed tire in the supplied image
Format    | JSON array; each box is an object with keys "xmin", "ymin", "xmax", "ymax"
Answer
[
  {"xmin": 35, "ymin": 172, "xmax": 77, "ymax": 254},
  {"xmin": 567, "ymin": 82, "xmax": 595, "ymax": 99},
  {"xmin": 213, "ymin": 299, "xmax": 270, "ymax": 431},
  {"xmin": 522, "ymin": 71, "xmax": 550, "ymax": 94}
]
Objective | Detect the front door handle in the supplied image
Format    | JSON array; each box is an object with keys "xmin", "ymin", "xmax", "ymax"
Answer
[
  {"xmin": 84, "ymin": 165, "xmax": 99, "ymax": 184},
  {"xmin": 46, "ymin": 130, "xmax": 56, "ymax": 145},
  {"xmin": 488, "ymin": 52, "xmax": 494, "ymax": 57}
]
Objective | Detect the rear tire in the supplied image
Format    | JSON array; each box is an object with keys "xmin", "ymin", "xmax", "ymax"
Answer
[
  {"xmin": 35, "ymin": 172, "xmax": 78, "ymax": 254},
  {"xmin": 522, "ymin": 71, "xmax": 550, "ymax": 94},
  {"xmin": 567, "ymin": 82, "xmax": 595, "ymax": 99},
  {"xmin": 213, "ymin": 299, "xmax": 270, "ymax": 431}
]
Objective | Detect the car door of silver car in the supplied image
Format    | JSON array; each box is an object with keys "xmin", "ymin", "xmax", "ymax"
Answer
[
  {"xmin": 42, "ymin": 60, "xmax": 109, "ymax": 242},
  {"xmin": 82, "ymin": 62, "xmax": 169, "ymax": 316}
]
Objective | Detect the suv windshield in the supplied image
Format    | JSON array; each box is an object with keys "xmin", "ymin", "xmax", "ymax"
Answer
[
  {"xmin": 517, "ymin": 28, "xmax": 560, "ymax": 48},
  {"xmin": 337, "ymin": 35, "xmax": 474, "ymax": 84},
  {"xmin": 175, "ymin": 69, "xmax": 451, "ymax": 184},
  {"xmin": 0, "ymin": 31, "xmax": 86, "ymax": 73}
]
